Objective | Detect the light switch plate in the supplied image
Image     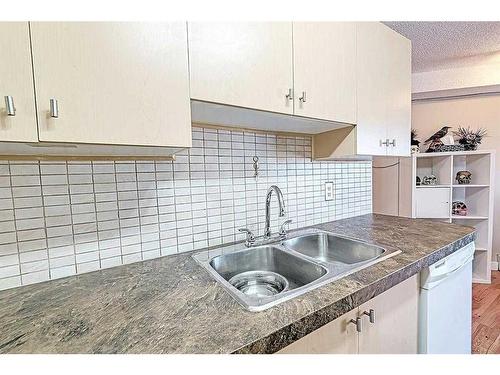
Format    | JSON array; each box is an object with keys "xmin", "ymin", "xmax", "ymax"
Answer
[{"xmin": 325, "ymin": 182, "xmax": 334, "ymax": 201}]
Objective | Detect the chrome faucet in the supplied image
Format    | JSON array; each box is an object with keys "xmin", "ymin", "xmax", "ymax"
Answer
[
  {"xmin": 264, "ymin": 185, "xmax": 286, "ymax": 238},
  {"xmin": 238, "ymin": 185, "xmax": 292, "ymax": 247}
]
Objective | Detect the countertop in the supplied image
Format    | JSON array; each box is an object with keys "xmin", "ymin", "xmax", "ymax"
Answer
[{"xmin": 0, "ymin": 214, "xmax": 475, "ymax": 354}]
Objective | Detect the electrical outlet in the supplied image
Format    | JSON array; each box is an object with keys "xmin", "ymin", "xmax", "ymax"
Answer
[{"xmin": 325, "ymin": 182, "xmax": 334, "ymax": 201}]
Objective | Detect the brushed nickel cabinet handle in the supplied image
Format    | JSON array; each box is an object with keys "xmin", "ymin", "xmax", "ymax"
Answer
[
  {"xmin": 299, "ymin": 91, "xmax": 306, "ymax": 103},
  {"xmin": 380, "ymin": 139, "xmax": 390, "ymax": 147},
  {"xmin": 362, "ymin": 309, "xmax": 375, "ymax": 324},
  {"xmin": 349, "ymin": 317, "xmax": 362, "ymax": 332},
  {"xmin": 4, "ymin": 96, "xmax": 16, "ymax": 116},
  {"xmin": 49, "ymin": 98, "xmax": 59, "ymax": 118},
  {"xmin": 389, "ymin": 139, "xmax": 396, "ymax": 147},
  {"xmin": 285, "ymin": 88, "xmax": 293, "ymax": 101}
]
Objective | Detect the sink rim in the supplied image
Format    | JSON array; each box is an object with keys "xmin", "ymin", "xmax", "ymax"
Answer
[{"xmin": 192, "ymin": 228, "xmax": 401, "ymax": 312}]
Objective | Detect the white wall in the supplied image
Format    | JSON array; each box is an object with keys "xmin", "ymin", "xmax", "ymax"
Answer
[{"xmin": 412, "ymin": 95, "xmax": 500, "ymax": 263}]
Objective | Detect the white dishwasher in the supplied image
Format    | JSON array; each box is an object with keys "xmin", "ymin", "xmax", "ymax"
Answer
[{"xmin": 418, "ymin": 242, "xmax": 475, "ymax": 354}]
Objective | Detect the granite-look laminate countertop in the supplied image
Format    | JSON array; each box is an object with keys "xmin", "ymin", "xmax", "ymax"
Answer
[{"xmin": 0, "ymin": 214, "xmax": 475, "ymax": 354}]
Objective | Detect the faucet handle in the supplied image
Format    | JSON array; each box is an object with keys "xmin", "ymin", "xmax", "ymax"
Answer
[
  {"xmin": 238, "ymin": 228, "xmax": 256, "ymax": 246},
  {"xmin": 279, "ymin": 219, "xmax": 293, "ymax": 237}
]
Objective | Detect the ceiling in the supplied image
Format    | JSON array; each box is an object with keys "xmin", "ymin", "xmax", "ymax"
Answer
[{"xmin": 383, "ymin": 22, "xmax": 500, "ymax": 73}]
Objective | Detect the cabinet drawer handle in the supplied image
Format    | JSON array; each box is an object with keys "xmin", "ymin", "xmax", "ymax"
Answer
[
  {"xmin": 4, "ymin": 96, "xmax": 16, "ymax": 116},
  {"xmin": 349, "ymin": 317, "xmax": 362, "ymax": 332},
  {"xmin": 285, "ymin": 88, "xmax": 293, "ymax": 101},
  {"xmin": 380, "ymin": 139, "xmax": 389, "ymax": 147},
  {"xmin": 362, "ymin": 309, "xmax": 375, "ymax": 323},
  {"xmin": 299, "ymin": 91, "xmax": 306, "ymax": 103},
  {"xmin": 49, "ymin": 98, "xmax": 59, "ymax": 118},
  {"xmin": 389, "ymin": 139, "xmax": 396, "ymax": 147}
]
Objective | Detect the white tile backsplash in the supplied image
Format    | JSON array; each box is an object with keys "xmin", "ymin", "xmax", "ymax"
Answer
[{"xmin": 0, "ymin": 127, "xmax": 372, "ymax": 291}]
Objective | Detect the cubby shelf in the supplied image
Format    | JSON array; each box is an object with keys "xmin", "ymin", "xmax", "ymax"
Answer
[
  {"xmin": 406, "ymin": 150, "xmax": 495, "ymax": 284},
  {"xmin": 452, "ymin": 215, "xmax": 488, "ymax": 220},
  {"xmin": 452, "ymin": 184, "xmax": 489, "ymax": 188},
  {"xmin": 416, "ymin": 185, "xmax": 449, "ymax": 188}
]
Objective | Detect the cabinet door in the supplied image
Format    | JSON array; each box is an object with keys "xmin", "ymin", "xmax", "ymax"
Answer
[
  {"xmin": 277, "ymin": 308, "xmax": 359, "ymax": 354},
  {"xmin": 293, "ymin": 22, "xmax": 356, "ymax": 124},
  {"xmin": 188, "ymin": 22, "xmax": 293, "ymax": 115},
  {"xmin": 31, "ymin": 22, "xmax": 191, "ymax": 147},
  {"xmin": 358, "ymin": 274, "xmax": 419, "ymax": 354},
  {"xmin": 415, "ymin": 188, "xmax": 450, "ymax": 218},
  {"xmin": 356, "ymin": 22, "xmax": 411, "ymax": 156},
  {"xmin": 384, "ymin": 29, "xmax": 411, "ymax": 157},
  {"xmin": 0, "ymin": 22, "xmax": 37, "ymax": 142}
]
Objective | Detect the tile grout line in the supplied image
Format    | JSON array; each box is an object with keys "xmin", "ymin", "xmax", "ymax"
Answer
[
  {"xmin": 199, "ymin": 130, "xmax": 210, "ymax": 256},
  {"xmin": 88, "ymin": 161, "xmax": 99, "ymax": 271},
  {"xmin": 136, "ymin": 162, "xmax": 144, "ymax": 263},
  {"xmin": 115, "ymin": 162, "xmax": 126, "ymax": 266},
  {"xmin": 7, "ymin": 161, "xmax": 22, "ymax": 287},
  {"xmin": 172, "ymin": 155, "xmax": 180, "ymax": 255},
  {"xmin": 153, "ymin": 160, "xmax": 161, "ymax": 258},
  {"xmin": 36, "ymin": 160, "xmax": 50, "ymax": 284},
  {"xmin": 65, "ymin": 161, "xmax": 78, "ymax": 277}
]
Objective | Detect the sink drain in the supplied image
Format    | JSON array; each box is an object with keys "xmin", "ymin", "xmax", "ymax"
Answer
[{"xmin": 229, "ymin": 270, "xmax": 289, "ymax": 297}]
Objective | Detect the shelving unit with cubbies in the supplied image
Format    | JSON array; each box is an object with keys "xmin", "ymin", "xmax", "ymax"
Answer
[{"xmin": 407, "ymin": 150, "xmax": 495, "ymax": 283}]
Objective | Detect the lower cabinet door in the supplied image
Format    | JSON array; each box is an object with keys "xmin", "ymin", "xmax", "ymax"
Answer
[
  {"xmin": 358, "ymin": 274, "xmax": 419, "ymax": 354},
  {"xmin": 415, "ymin": 188, "xmax": 450, "ymax": 218},
  {"xmin": 277, "ymin": 308, "xmax": 359, "ymax": 354}
]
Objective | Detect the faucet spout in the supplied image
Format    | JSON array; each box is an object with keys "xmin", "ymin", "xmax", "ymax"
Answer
[{"xmin": 265, "ymin": 185, "xmax": 286, "ymax": 238}]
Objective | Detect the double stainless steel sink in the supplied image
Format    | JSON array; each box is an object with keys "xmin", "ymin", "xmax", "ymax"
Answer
[{"xmin": 193, "ymin": 230, "xmax": 400, "ymax": 311}]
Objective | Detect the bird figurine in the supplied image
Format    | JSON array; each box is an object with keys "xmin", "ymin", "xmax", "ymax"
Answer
[
  {"xmin": 411, "ymin": 129, "xmax": 420, "ymax": 146},
  {"xmin": 424, "ymin": 126, "xmax": 452, "ymax": 144}
]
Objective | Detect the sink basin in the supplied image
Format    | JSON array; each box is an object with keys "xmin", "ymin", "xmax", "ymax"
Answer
[
  {"xmin": 195, "ymin": 245, "xmax": 327, "ymax": 311},
  {"xmin": 282, "ymin": 233, "xmax": 385, "ymax": 264},
  {"xmin": 210, "ymin": 246, "xmax": 327, "ymax": 291}
]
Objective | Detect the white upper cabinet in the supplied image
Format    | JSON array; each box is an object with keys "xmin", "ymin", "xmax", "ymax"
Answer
[
  {"xmin": 30, "ymin": 22, "xmax": 192, "ymax": 148},
  {"xmin": 293, "ymin": 22, "xmax": 356, "ymax": 124},
  {"xmin": 189, "ymin": 21, "xmax": 410, "ymax": 156},
  {"xmin": 384, "ymin": 27, "xmax": 411, "ymax": 157},
  {"xmin": 0, "ymin": 22, "xmax": 38, "ymax": 142},
  {"xmin": 1, "ymin": 21, "xmax": 410, "ymax": 157},
  {"xmin": 356, "ymin": 22, "xmax": 411, "ymax": 156},
  {"xmin": 313, "ymin": 22, "xmax": 411, "ymax": 159},
  {"xmin": 189, "ymin": 22, "xmax": 356, "ymax": 125},
  {"xmin": 188, "ymin": 22, "xmax": 294, "ymax": 115}
]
